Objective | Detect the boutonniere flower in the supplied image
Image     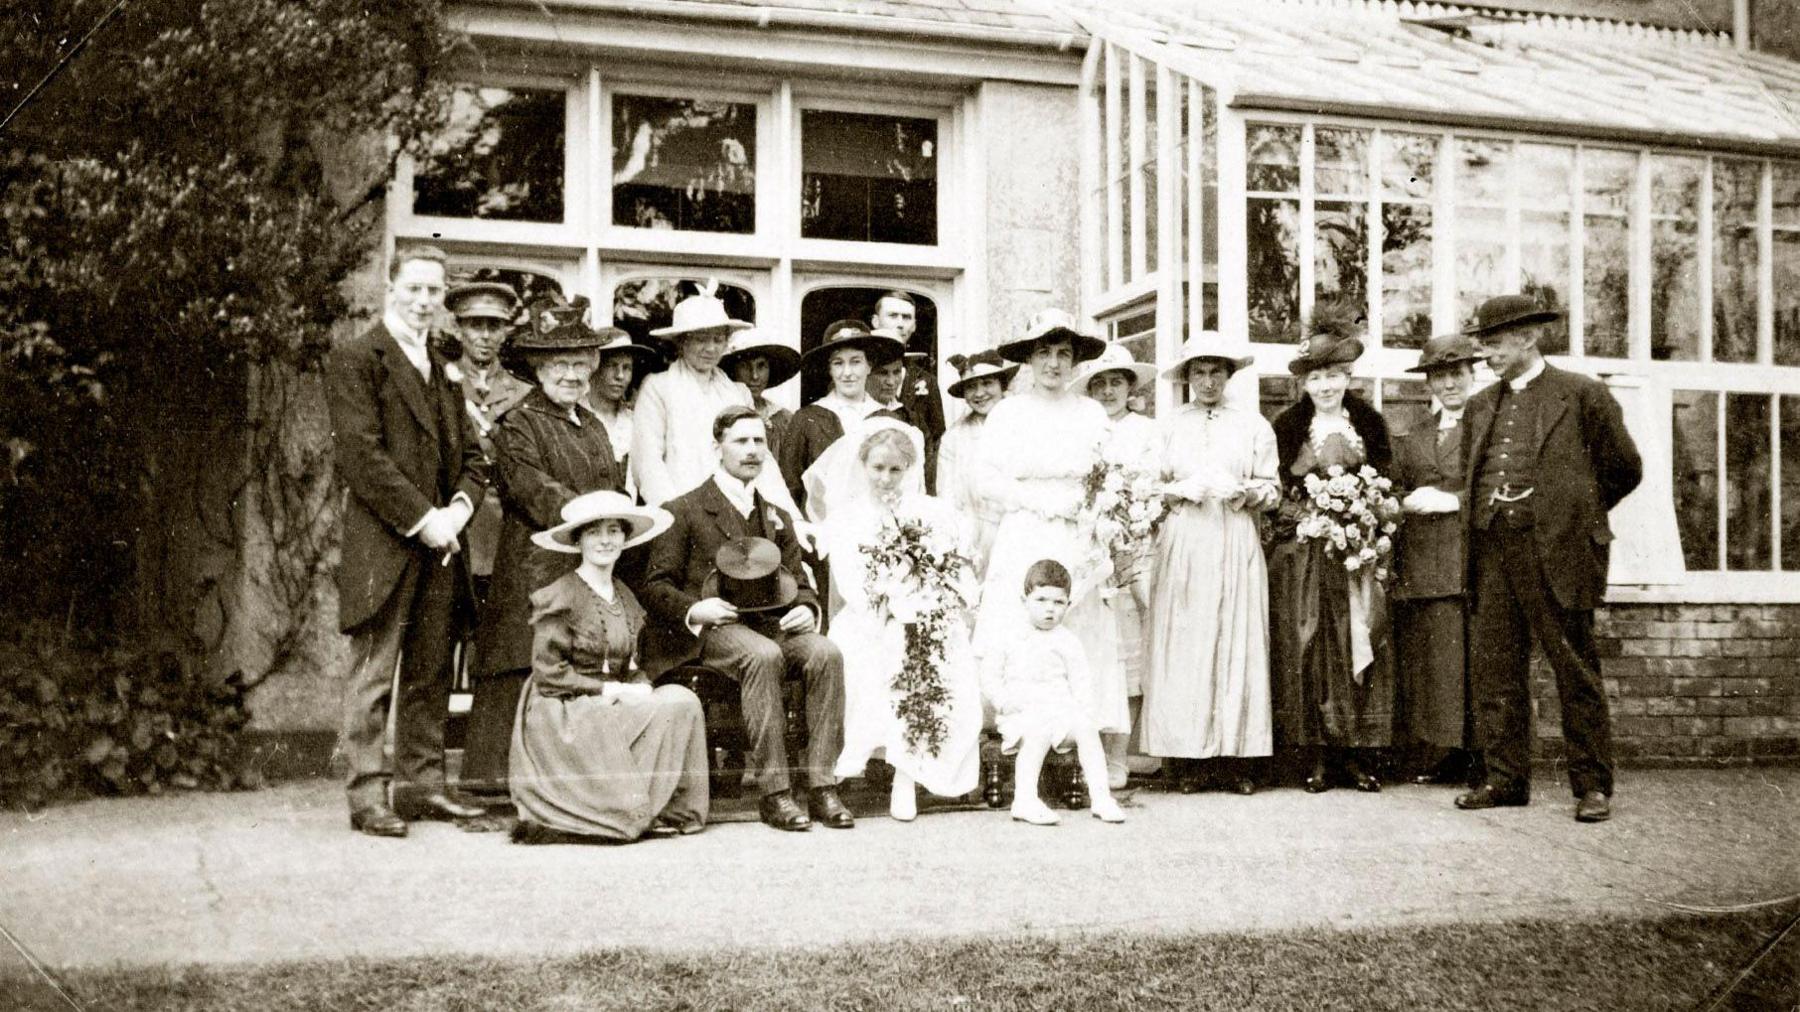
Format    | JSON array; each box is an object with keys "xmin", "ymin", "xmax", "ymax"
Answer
[
  {"xmin": 913, "ymin": 379, "xmax": 929, "ymax": 397},
  {"xmin": 444, "ymin": 362, "xmax": 465, "ymax": 385},
  {"xmin": 766, "ymin": 509, "xmax": 785, "ymax": 531}
]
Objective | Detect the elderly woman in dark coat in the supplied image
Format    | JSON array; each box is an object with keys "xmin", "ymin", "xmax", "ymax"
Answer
[
  {"xmin": 1267, "ymin": 302, "xmax": 1397, "ymax": 794},
  {"xmin": 462, "ymin": 296, "xmax": 626, "ymax": 796}
]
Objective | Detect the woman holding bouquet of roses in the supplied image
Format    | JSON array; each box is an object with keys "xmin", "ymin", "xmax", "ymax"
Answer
[
  {"xmin": 1073, "ymin": 342, "xmax": 1159, "ymax": 791},
  {"xmin": 1268, "ymin": 303, "xmax": 1398, "ymax": 793},
  {"xmin": 804, "ymin": 417, "xmax": 982, "ymax": 821},
  {"xmin": 1143, "ymin": 333, "xmax": 1281, "ymax": 796},
  {"xmin": 973, "ymin": 309, "xmax": 1128, "ymax": 745}
]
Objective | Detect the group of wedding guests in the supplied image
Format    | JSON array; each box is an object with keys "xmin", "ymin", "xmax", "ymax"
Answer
[{"xmin": 327, "ymin": 243, "xmax": 1641, "ymax": 844}]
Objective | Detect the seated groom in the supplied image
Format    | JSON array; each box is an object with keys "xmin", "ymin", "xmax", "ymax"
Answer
[{"xmin": 641, "ymin": 405, "xmax": 851, "ymax": 833}]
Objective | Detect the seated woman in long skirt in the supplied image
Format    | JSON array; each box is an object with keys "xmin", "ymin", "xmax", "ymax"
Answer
[{"xmin": 510, "ymin": 491, "xmax": 709, "ymax": 843}]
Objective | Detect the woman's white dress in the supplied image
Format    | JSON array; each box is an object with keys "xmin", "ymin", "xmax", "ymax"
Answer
[
  {"xmin": 936, "ymin": 412, "xmax": 1003, "ymax": 584},
  {"xmin": 974, "ymin": 388, "xmax": 1127, "ymax": 734},
  {"xmin": 1142, "ymin": 404, "xmax": 1279, "ymax": 758},
  {"xmin": 825, "ymin": 492, "xmax": 983, "ymax": 796}
]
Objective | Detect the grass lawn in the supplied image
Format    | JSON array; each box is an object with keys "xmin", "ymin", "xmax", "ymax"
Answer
[{"xmin": 12, "ymin": 911, "xmax": 1793, "ymax": 1011}]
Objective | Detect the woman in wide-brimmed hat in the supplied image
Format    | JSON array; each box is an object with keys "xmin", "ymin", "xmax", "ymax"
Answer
[
  {"xmin": 973, "ymin": 308, "xmax": 1128, "ymax": 744},
  {"xmin": 1070, "ymin": 342, "xmax": 1159, "ymax": 791},
  {"xmin": 1266, "ymin": 301, "xmax": 1397, "ymax": 795},
  {"xmin": 583, "ymin": 327, "xmax": 665, "ymax": 500},
  {"xmin": 720, "ymin": 327, "xmax": 802, "ymax": 462},
  {"xmin": 1141, "ymin": 332, "xmax": 1280, "ymax": 797},
  {"xmin": 465, "ymin": 295, "xmax": 628, "ymax": 797},
  {"xmin": 936, "ymin": 350, "xmax": 1018, "ymax": 581},
  {"xmin": 777, "ymin": 319, "xmax": 905, "ymax": 516},
  {"xmin": 508, "ymin": 491, "xmax": 709, "ymax": 844}
]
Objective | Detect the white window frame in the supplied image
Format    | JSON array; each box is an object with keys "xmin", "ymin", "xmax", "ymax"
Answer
[{"xmin": 390, "ymin": 60, "xmax": 971, "ymax": 420}]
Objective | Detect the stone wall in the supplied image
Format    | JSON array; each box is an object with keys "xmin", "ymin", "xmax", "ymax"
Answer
[{"xmin": 978, "ymin": 79, "xmax": 1082, "ymax": 347}]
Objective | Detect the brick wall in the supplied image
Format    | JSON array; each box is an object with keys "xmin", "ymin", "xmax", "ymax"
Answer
[{"xmin": 1559, "ymin": 603, "xmax": 1800, "ymax": 763}]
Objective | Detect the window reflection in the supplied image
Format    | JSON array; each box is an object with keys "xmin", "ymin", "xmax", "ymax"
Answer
[
  {"xmin": 1775, "ymin": 166, "xmax": 1800, "ymax": 366},
  {"xmin": 413, "ymin": 85, "xmax": 565, "ymax": 223},
  {"xmin": 1651, "ymin": 155, "xmax": 1703, "ymax": 361},
  {"xmin": 1455, "ymin": 139, "xmax": 1509, "ymax": 328},
  {"xmin": 1712, "ymin": 159, "xmax": 1760, "ymax": 363},
  {"xmin": 1519, "ymin": 145, "xmax": 1572, "ymax": 353},
  {"xmin": 612, "ymin": 95, "xmax": 756, "ymax": 234},
  {"xmin": 1314, "ymin": 129, "xmax": 1370, "ymax": 320},
  {"xmin": 1247, "ymin": 123, "xmax": 1302, "ymax": 343},
  {"xmin": 1583, "ymin": 149, "xmax": 1634, "ymax": 358},
  {"xmin": 1783, "ymin": 397, "xmax": 1800, "ymax": 570},
  {"xmin": 801, "ymin": 110, "xmax": 937, "ymax": 245},
  {"xmin": 1382, "ymin": 132, "xmax": 1435, "ymax": 350},
  {"xmin": 1726, "ymin": 394, "xmax": 1772, "ymax": 570},
  {"xmin": 1671, "ymin": 389, "xmax": 1719, "ymax": 571}
]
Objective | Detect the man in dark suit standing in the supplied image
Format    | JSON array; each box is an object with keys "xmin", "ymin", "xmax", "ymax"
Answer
[
  {"xmin": 642, "ymin": 405, "xmax": 851, "ymax": 833},
  {"xmin": 1453, "ymin": 295, "xmax": 1642, "ymax": 824},
  {"xmin": 327, "ymin": 245, "xmax": 496, "ymax": 838},
  {"xmin": 870, "ymin": 291, "xmax": 945, "ymax": 492}
]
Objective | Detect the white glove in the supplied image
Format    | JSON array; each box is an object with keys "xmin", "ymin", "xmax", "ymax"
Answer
[{"xmin": 1402, "ymin": 486, "xmax": 1460, "ymax": 515}]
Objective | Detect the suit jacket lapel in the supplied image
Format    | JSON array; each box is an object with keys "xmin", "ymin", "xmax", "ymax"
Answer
[
  {"xmin": 1532, "ymin": 366, "xmax": 1572, "ymax": 455},
  {"xmin": 700, "ymin": 479, "xmax": 749, "ymax": 543},
  {"xmin": 381, "ymin": 328, "xmax": 437, "ymax": 436}
]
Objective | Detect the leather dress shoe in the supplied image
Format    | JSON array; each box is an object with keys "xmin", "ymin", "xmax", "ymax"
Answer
[
  {"xmin": 1575, "ymin": 790, "xmax": 1612, "ymax": 823},
  {"xmin": 1233, "ymin": 777, "xmax": 1257, "ymax": 797},
  {"xmin": 1352, "ymin": 771, "xmax": 1382, "ymax": 793},
  {"xmin": 759, "ymin": 790, "xmax": 813, "ymax": 832},
  {"xmin": 1303, "ymin": 773, "xmax": 1332, "ymax": 794},
  {"xmin": 1454, "ymin": 784, "xmax": 1530, "ymax": 810},
  {"xmin": 350, "ymin": 804, "xmax": 408, "ymax": 838},
  {"xmin": 393, "ymin": 790, "xmax": 490, "ymax": 822},
  {"xmin": 808, "ymin": 787, "xmax": 855, "ymax": 829}
]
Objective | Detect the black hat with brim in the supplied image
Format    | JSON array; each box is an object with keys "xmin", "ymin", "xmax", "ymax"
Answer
[
  {"xmin": 1406, "ymin": 333, "xmax": 1484, "ymax": 374},
  {"xmin": 1287, "ymin": 334, "xmax": 1365, "ymax": 376},
  {"xmin": 1464, "ymin": 295, "xmax": 1563, "ymax": 338},
  {"xmin": 720, "ymin": 335, "xmax": 803, "ymax": 390},
  {"xmin": 801, "ymin": 322, "xmax": 905, "ymax": 377},
  {"xmin": 996, "ymin": 310, "xmax": 1107, "ymax": 365}
]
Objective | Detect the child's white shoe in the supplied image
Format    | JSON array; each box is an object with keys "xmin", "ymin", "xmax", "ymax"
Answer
[
  {"xmin": 889, "ymin": 780, "xmax": 917, "ymax": 822},
  {"xmin": 1091, "ymin": 797, "xmax": 1126, "ymax": 823},
  {"xmin": 1010, "ymin": 798, "xmax": 1060, "ymax": 826}
]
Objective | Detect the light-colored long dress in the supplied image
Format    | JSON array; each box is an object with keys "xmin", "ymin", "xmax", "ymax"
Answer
[
  {"xmin": 1143, "ymin": 404, "xmax": 1280, "ymax": 758},
  {"xmin": 1102, "ymin": 410, "xmax": 1158, "ymax": 698},
  {"xmin": 936, "ymin": 412, "xmax": 1003, "ymax": 582},
  {"xmin": 510, "ymin": 570, "xmax": 709, "ymax": 841},
  {"xmin": 827, "ymin": 494, "xmax": 982, "ymax": 797},
  {"xmin": 974, "ymin": 388, "xmax": 1126, "ymax": 734}
]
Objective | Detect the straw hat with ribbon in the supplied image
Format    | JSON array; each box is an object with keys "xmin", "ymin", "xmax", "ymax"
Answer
[
  {"xmin": 530, "ymin": 490, "xmax": 674, "ymax": 553},
  {"xmin": 649, "ymin": 286, "xmax": 754, "ymax": 342},
  {"xmin": 1162, "ymin": 331, "xmax": 1257, "ymax": 381},
  {"xmin": 720, "ymin": 327, "xmax": 802, "ymax": 389},
  {"xmin": 1072, "ymin": 341, "xmax": 1158, "ymax": 393},
  {"xmin": 995, "ymin": 308, "xmax": 1107, "ymax": 365}
]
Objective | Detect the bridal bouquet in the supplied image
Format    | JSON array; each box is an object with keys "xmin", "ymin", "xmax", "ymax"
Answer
[
  {"xmin": 1294, "ymin": 464, "xmax": 1402, "ymax": 581},
  {"xmin": 862, "ymin": 514, "xmax": 974, "ymax": 756}
]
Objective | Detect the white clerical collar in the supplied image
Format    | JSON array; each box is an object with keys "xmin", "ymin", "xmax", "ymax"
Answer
[
  {"xmin": 1508, "ymin": 358, "xmax": 1545, "ymax": 391},
  {"xmin": 712, "ymin": 470, "xmax": 757, "ymax": 517}
]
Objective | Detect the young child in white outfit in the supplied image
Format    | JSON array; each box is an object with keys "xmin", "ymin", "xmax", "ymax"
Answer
[{"xmin": 982, "ymin": 559, "xmax": 1127, "ymax": 826}]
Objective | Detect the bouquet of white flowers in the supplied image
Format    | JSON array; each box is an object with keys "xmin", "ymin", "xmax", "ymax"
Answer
[
  {"xmin": 862, "ymin": 513, "xmax": 973, "ymax": 756},
  {"xmin": 1080, "ymin": 459, "xmax": 1170, "ymax": 558},
  {"xmin": 1294, "ymin": 464, "xmax": 1403, "ymax": 581}
]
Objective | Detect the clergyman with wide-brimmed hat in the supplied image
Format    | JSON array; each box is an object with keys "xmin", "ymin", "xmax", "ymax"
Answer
[
  {"xmin": 640, "ymin": 405, "xmax": 851, "ymax": 834},
  {"xmin": 1141, "ymin": 329, "xmax": 1280, "ymax": 797},
  {"xmin": 720, "ymin": 327, "xmax": 801, "ymax": 462},
  {"xmin": 777, "ymin": 319, "xmax": 905, "ymax": 515},
  {"xmin": 1390, "ymin": 332, "xmax": 1484, "ymax": 790},
  {"xmin": 629, "ymin": 289, "xmax": 805, "ymax": 521},
  {"xmin": 1453, "ymin": 294, "xmax": 1642, "ymax": 824},
  {"xmin": 464, "ymin": 293, "xmax": 628, "ymax": 799}
]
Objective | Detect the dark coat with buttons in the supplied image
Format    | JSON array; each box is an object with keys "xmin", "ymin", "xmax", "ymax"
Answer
[
  {"xmin": 1389, "ymin": 415, "xmax": 1466, "ymax": 602},
  {"xmin": 1459, "ymin": 364, "xmax": 1642, "ymax": 611}
]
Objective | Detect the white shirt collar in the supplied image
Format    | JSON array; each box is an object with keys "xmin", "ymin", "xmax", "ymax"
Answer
[
  {"xmin": 1437, "ymin": 405, "xmax": 1464, "ymax": 430},
  {"xmin": 712, "ymin": 469, "xmax": 757, "ymax": 517},
  {"xmin": 1508, "ymin": 357, "xmax": 1545, "ymax": 391},
  {"xmin": 383, "ymin": 310, "xmax": 431, "ymax": 380}
]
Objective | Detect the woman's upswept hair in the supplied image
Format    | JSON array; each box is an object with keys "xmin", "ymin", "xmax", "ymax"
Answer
[{"xmin": 858, "ymin": 426, "xmax": 918, "ymax": 469}]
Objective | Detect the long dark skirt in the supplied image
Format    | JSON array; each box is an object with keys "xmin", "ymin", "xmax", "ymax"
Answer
[
  {"xmin": 460, "ymin": 669, "xmax": 528, "ymax": 792},
  {"xmin": 1394, "ymin": 596, "xmax": 1471, "ymax": 749},
  {"xmin": 1268, "ymin": 538, "xmax": 1395, "ymax": 748}
]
